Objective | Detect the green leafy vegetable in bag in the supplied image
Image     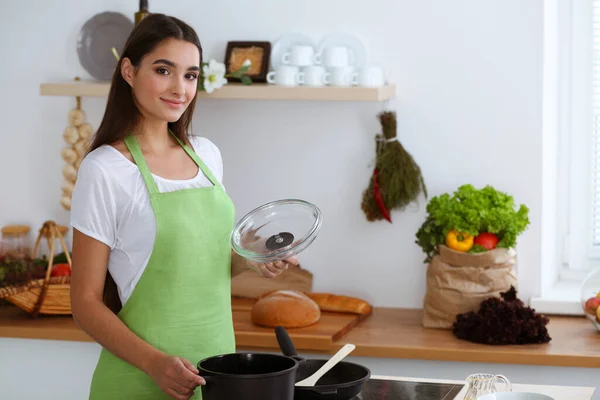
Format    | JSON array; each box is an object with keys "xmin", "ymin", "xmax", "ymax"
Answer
[{"xmin": 415, "ymin": 184, "xmax": 530, "ymax": 262}]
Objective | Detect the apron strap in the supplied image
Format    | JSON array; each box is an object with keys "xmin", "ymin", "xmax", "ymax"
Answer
[
  {"xmin": 124, "ymin": 135, "xmax": 160, "ymax": 195},
  {"xmin": 171, "ymin": 134, "xmax": 221, "ymax": 189}
]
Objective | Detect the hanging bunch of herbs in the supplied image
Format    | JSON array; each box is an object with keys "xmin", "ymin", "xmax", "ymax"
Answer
[{"xmin": 361, "ymin": 111, "xmax": 427, "ymax": 223}]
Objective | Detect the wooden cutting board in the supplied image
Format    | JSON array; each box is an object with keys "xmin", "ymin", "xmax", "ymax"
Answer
[{"xmin": 231, "ymin": 297, "xmax": 369, "ymax": 351}]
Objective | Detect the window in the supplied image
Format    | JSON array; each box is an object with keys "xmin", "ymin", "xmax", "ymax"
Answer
[
  {"xmin": 556, "ymin": 0, "xmax": 598, "ymax": 282},
  {"xmin": 533, "ymin": 0, "xmax": 597, "ymax": 314}
]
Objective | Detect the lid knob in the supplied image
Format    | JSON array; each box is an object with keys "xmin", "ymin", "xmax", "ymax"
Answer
[{"xmin": 265, "ymin": 232, "xmax": 294, "ymax": 251}]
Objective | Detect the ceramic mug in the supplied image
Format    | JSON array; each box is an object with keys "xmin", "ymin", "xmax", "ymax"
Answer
[
  {"xmin": 329, "ymin": 66, "xmax": 355, "ymax": 87},
  {"xmin": 282, "ymin": 45, "xmax": 316, "ymax": 67},
  {"xmin": 315, "ymin": 46, "xmax": 351, "ymax": 67},
  {"xmin": 302, "ymin": 66, "xmax": 330, "ymax": 87},
  {"xmin": 478, "ymin": 394, "xmax": 555, "ymax": 400},
  {"xmin": 267, "ymin": 66, "xmax": 304, "ymax": 86},
  {"xmin": 352, "ymin": 66, "xmax": 385, "ymax": 87}
]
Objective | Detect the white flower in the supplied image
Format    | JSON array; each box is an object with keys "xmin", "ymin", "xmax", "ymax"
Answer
[
  {"xmin": 203, "ymin": 59, "xmax": 228, "ymax": 93},
  {"xmin": 242, "ymin": 59, "xmax": 251, "ymax": 67}
]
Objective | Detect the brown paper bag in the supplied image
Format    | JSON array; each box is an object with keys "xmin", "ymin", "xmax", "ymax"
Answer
[{"xmin": 422, "ymin": 245, "xmax": 518, "ymax": 329}]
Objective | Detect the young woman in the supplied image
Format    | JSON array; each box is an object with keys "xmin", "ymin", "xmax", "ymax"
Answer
[{"xmin": 70, "ymin": 14, "xmax": 297, "ymax": 400}]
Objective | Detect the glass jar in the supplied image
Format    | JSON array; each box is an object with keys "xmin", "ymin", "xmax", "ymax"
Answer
[
  {"xmin": 580, "ymin": 268, "xmax": 600, "ymax": 332},
  {"xmin": 463, "ymin": 373, "xmax": 511, "ymax": 400},
  {"xmin": 0, "ymin": 225, "xmax": 32, "ymax": 260}
]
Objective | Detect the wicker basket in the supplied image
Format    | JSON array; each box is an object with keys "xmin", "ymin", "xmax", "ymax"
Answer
[{"xmin": 3, "ymin": 221, "xmax": 72, "ymax": 317}]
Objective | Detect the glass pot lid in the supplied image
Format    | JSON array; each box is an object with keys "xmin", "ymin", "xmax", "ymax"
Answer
[{"xmin": 230, "ymin": 199, "xmax": 323, "ymax": 263}]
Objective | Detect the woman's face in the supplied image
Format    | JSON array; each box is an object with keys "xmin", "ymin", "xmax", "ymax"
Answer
[{"xmin": 122, "ymin": 38, "xmax": 200, "ymax": 123}]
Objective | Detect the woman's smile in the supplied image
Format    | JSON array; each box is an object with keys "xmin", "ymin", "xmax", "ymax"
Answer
[{"xmin": 161, "ymin": 98, "xmax": 185, "ymax": 108}]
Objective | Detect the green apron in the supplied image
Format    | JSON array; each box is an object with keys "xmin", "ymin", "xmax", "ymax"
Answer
[{"xmin": 89, "ymin": 134, "xmax": 236, "ymax": 399}]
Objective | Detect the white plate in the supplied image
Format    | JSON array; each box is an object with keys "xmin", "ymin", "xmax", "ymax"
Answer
[
  {"xmin": 317, "ymin": 32, "xmax": 368, "ymax": 68},
  {"xmin": 270, "ymin": 33, "xmax": 317, "ymax": 70}
]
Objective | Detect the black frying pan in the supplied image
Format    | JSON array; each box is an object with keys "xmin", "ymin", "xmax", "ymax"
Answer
[{"xmin": 275, "ymin": 326, "xmax": 371, "ymax": 400}]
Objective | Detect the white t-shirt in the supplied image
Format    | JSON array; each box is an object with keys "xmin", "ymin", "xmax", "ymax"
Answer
[{"xmin": 70, "ymin": 135, "xmax": 225, "ymax": 306}]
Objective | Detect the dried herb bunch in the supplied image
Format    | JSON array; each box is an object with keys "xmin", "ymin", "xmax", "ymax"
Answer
[
  {"xmin": 452, "ymin": 286, "xmax": 551, "ymax": 345},
  {"xmin": 361, "ymin": 111, "xmax": 427, "ymax": 223}
]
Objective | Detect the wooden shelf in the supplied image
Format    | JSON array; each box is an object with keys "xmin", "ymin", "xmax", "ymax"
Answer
[{"xmin": 39, "ymin": 81, "xmax": 395, "ymax": 101}]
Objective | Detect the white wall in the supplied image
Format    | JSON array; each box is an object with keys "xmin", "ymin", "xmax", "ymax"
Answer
[
  {"xmin": 2, "ymin": 1, "xmax": 595, "ymax": 398},
  {"xmin": 0, "ymin": 0, "xmax": 544, "ymax": 308}
]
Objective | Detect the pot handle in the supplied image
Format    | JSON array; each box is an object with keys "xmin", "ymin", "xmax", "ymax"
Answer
[{"xmin": 275, "ymin": 326, "xmax": 298, "ymax": 357}]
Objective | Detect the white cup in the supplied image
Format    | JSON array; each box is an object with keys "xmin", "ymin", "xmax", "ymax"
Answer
[
  {"xmin": 282, "ymin": 45, "xmax": 316, "ymax": 67},
  {"xmin": 315, "ymin": 46, "xmax": 351, "ymax": 67},
  {"xmin": 302, "ymin": 66, "xmax": 330, "ymax": 87},
  {"xmin": 352, "ymin": 66, "xmax": 386, "ymax": 87},
  {"xmin": 478, "ymin": 393, "xmax": 555, "ymax": 400},
  {"xmin": 267, "ymin": 66, "xmax": 304, "ymax": 86},
  {"xmin": 329, "ymin": 66, "xmax": 355, "ymax": 87}
]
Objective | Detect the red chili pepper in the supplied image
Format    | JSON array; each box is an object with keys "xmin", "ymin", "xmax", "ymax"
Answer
[{"xmin": 373, "ymin": 168, "xmax": 392, "ymax": 223}]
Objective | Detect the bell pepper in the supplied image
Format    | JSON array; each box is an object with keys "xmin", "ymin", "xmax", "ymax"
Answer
[{"xmin": 445, "ymin": 229, "xmax": 474, "ymax": 252}]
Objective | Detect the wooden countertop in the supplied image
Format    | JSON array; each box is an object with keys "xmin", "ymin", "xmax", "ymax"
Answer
[
  {"xmin": 333, "ymin": 308, "xmax": 600, "ymax": 368},
  {"xmin": 0, "ymin": 304, "xmax": 599, "ymax": 368}
]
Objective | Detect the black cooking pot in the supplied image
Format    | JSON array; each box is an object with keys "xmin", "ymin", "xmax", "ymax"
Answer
[
  {"xmin": 275, "ymin": 326, "xmax": 371, "ymax": 400},
  {"xmin": 197, "ymin": 352, "xmax": 299, "ymax": 400}
]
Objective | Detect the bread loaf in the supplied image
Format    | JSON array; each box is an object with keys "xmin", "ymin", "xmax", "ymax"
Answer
[
  {"xmin": 251, "ymin": 290, "xmax": 320, "ymax": 328},
  {"xmin": 305, "ymin": 293, "xmax": 372, "ymax": 315}
]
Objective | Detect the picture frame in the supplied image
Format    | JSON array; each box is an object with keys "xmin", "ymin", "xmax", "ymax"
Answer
[{"xmin": 224, "ymin": 41, "xmax": 271, "ymax": 83}]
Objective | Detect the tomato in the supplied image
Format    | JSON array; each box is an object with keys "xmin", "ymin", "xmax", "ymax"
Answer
[
  {"xmin": 473, "ymin": 232, "xmax": 499, "ymax": 250},
  {"xmin": 51, "ymin": 263, "xmax": 71, "ymax": 277}
]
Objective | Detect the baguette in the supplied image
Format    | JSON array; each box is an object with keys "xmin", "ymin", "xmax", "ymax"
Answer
[{"xmin": 305, "ymin": 293, "xmax": 372, "ymax": 315}]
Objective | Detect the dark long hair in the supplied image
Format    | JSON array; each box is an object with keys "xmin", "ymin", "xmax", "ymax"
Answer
[{"xmin": 91, "ymin": 14, "xmax": 203, "ymax": 314}]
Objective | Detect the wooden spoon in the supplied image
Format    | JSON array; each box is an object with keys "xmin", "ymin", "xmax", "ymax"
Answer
[{"xmin": 294, "ymin": 343, "xmax": 356, "ymax": 387}]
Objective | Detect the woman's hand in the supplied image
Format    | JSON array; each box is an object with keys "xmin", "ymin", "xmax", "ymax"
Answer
[
  {"xmin": 146, "ymin": 352, "xmax": 205, "ymax": 400},
  {"xmin": 248, "ymin": 256, "xmax": 300, "ymax": 278}
]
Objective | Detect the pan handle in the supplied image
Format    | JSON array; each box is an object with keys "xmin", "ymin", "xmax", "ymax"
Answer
[{"xmin": 275, "ymin": 326, "xmax": 298, "ymax": 357}]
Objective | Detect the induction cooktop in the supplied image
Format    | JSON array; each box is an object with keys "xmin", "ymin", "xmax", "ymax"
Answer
[{"xmin": 352, "ymin": 378, "xmax": 465, "ymax": 400}]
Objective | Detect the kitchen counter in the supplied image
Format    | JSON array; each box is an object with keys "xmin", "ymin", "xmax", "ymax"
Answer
[
  {"xmin": 330, "ymin": 308, "xmax": 600, "ymax": 368},
  {"xmin": 370, "ymin": 375, "xmax": 596, "ymax": 400},
  {"xmin": 0, "ymin": 305, "xmax": 599, "ymax": 368}
]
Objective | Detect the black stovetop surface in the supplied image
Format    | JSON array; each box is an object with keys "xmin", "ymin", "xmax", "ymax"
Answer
[{"xmin": 352, "ymin": 378, "xmax": 465, "ymax": 400}]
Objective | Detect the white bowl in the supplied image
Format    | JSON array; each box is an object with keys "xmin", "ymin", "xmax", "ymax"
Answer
[{"xmin": 478, "ymin": 393, "xmax": 554, "ymax": 400}]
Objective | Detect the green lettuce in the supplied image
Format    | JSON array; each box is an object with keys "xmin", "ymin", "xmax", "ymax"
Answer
[{"xmin": 415, "ymin": 184, "xmax": 530, "ymax": 262}]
